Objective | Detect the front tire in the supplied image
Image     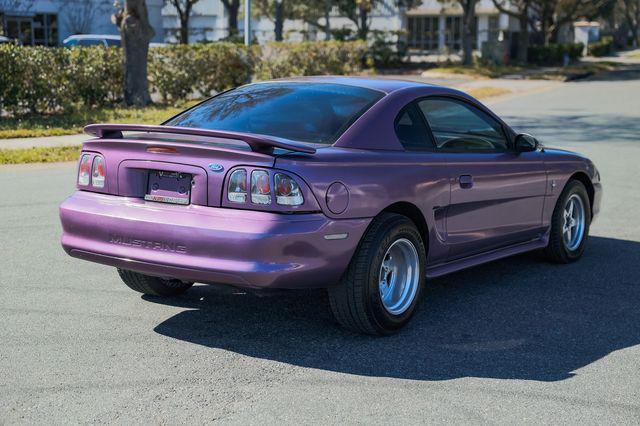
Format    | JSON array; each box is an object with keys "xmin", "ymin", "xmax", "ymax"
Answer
[
  {"xmin": 117, "ymin": 269, "xmax": 193, "ymax": 297},
  {"xmin": 328, "ymin": 213, "xmax": 426, "ymax": 335},
  {"xmin": 544, "ymin": 180, "xmax": 591, "ymax": 263}
]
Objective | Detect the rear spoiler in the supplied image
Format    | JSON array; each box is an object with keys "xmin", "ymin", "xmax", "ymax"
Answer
[{"xmin": 83, "ymin": 124, "xmax": 317, "ymax": 154}]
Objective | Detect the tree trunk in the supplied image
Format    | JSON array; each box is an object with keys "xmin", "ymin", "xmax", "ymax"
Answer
[
  {"xmin": 324, "ymin": 0, "xmax": 331, "ymax": 40},
  {"xmin": 461, "ymin": 0, "xmax": 476, "ymax": 66},
  {"xmin": 179, "ymin": 15, "xmax": 189, "ymax": 44},
  {"xmin": 226, "ymin": 0, "xmax": 240, "ymax": 36},
  {"xmin": 634, "ymin": 0, "xmax": 640, "ymax": 48},
  {"xmin": 274, "ymin": 0, "xmax": 284, "ymax": 41},
  {"xmin": 118, "ymin": 0, "xmax": 154, "ymax": 106},
  {"xmin": 517, "ymin": 13, "xmax": 529, "ymax": 63},
  {"xmin": 358, "ymin": 6, "xmax": 368, "ymax": 40}
]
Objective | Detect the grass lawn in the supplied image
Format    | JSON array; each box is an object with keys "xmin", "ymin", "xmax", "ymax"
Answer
[
  {"xmin": 426, "ymin": 61, "xmax": 621, "ymax": 80},
  {"xmin": 465, "ymin": 87, "xmax": 511, "ymax": 99},
  {"xmin": 0, "ymin": 101, "xmax": 199, "ymax": 139},
  {"xmin": 0, "ymin": 145, "xmax": 81, "ymax": 165},
  {"xmin": 426, "ymin": 63, "xmax": 525, "ymax": 78}
]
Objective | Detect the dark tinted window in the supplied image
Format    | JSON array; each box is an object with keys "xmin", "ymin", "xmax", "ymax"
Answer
[
  {"xmin": 394, "ymin": 104, "xmax": 433, "ymax": 150},
  {"xmin": 105, "ymin": 38, "xmax": 121, "ymax": 46},
  {"xmin": 418, "ymin": 98, "xmax": 507, "ymax": 151},
  {"xmin": 165, "ymin": 82, "xmax": 384, "ymax": 145}
]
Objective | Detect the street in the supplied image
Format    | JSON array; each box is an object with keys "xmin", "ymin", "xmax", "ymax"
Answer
[{"xmin": 1, "ymin": 71, "xmax": 640, "ymax": 423}]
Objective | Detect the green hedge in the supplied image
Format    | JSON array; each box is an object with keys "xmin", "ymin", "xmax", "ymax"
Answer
[
  {"xmin": 0, "ymin": 44, "xmax": 123, "ymax": 115},
  {"xmin": 527, "ymin": 43, "xmax": 584, "ymax": 65},
  {"xmin": 588, "ymin": 36, "xmax": 614, "ymax": 57},
  {"xmin": 0, "ymin": 41, "xmax": 367, "ymax": 116},
  {"xmin": 148, "ymin": 43, "xmax": 254, "ymax": 103},
  {"xmin": 254, "ymin": 41, "xmax": 367, "ymax": 80}
]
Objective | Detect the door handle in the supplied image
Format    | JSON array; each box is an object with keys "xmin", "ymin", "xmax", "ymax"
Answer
[{"xmin": 458, "ymin": 174, "xmax": 473, "ymax": 189}]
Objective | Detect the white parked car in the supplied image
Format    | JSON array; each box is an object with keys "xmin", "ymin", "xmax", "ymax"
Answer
[{"xmin": 63, "ymin": 34, "xmax": 167, "ymax": 48}]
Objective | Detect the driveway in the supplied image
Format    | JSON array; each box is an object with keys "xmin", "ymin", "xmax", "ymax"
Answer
[{"xmin": 1, "ymin": 69, "xmax": 639, "ymax": 423}]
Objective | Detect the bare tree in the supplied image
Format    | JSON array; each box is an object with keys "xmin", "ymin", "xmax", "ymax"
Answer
[
  {"xmin": 336, "ymin": 0, "xmax": 420, "ymax": 41},
  {"xmin": 62, "ymin": 0, "xmax": 113, "ymax": 35},
  {"xmin": 492, "ymin": 0, "xmax": 535, "ymax": 63},
  {"xmin": 0, "ymin": 0, "xmax": 35, "ymax": 12},
  {"xmin": 164, "ymin": 0, "xmax": 200, "ymax": 44},
  {"xmin": 114, "ymin": 0, "xmax": 155, "ymax": 106},
  {"xmin": 254, "ymin": 0, "xmax": 290, "ymax": 41},
  {"xmin": 534, "ymin": 0, "xmax": 611, "ymax": 45},
  {"xmin": 621, "ymin": 0, "xmax": 639, "ymax": 47},
  {"xmin": 221, "ymin": 0, "xmax": 241, "ymax": 36},
  {"xmin": 436, "ymin": 0, "xmax": 479, "ymax": 65}
]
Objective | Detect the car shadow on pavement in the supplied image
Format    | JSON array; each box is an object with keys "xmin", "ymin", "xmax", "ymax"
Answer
[{"xmin": 146, "ymin": 236, "xmax": 640, "ymax": 382}]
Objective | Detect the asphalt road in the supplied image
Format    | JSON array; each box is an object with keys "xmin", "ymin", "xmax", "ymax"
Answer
[{"xmin": 2, "ymin": 70, "xmax": 640, "ymax": 424}]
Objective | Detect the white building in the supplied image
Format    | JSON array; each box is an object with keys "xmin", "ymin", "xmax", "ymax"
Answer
[
  {"xmin": 2, "ymin": 0, "xmax": 513, "ymax": 54},
  {"xmin": 0, "ymin": 0, "xmax": 164, "ymax": 45},
  {"xmin": 161, "ymin": 0, "xmax": 512, "ymax": 54}
]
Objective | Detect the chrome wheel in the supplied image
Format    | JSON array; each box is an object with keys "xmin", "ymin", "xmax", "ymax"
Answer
[
  {"xmin": 378, "ymin": 238, "xmax": 420, "ymax": 315},
  {"xmin": 563, "ymin": 194, "xmax": 586, "ymax": 251}
]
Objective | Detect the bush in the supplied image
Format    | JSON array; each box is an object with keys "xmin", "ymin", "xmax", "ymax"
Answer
[
  {"xmin": 588, "ymin": 36, "xmax": 614, "ymax": 57},
  {"xmin": 0, "ymin": 44, "xmax": 72, "ymax": 114},
  {"xmin": 367, "ymin": 30, "xmax": 408, "ymax": 68},
  {"xmin": 0, "ymin": 41, "xmax": 368, "ymax": 116},
  {"xmin": 527, "ymin": 43, "xmax": 584, "ymax": 65},
  {"xmin": 255, "ymin": 41, "xmax": 368, "ymax": 80},
  {"xmin": 0, "ymin": 44, "xmax": 122, "ymax": 115},
  {"xmin": 148, "ymin": 43, "xmax": 253, "ymax": 103}
]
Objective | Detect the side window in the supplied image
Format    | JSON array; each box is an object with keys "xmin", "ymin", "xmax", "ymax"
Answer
[
  {"xmin": 417, "ymin": 98, "xmax": 508, "ymax": 152},
  {"xmin": 394, "ymin": 104, "xmax": 434, "ymax": 150}
]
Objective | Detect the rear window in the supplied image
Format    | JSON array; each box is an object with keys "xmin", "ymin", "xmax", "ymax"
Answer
[{"xmin": 164, "ymin": 82, "xmax": 384, "ymax": 145}]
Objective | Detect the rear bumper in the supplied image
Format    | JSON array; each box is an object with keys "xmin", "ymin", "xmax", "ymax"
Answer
[{"xmin": 60, "ymin": 191, "xmax": 370, "ymax": 289}]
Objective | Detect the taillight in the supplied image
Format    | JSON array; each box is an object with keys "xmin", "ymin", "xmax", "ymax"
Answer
[
  {"xmin": 251, "ymin": 170, "xmax": 271, "ymax": 205},
  {"xmin": 78, "ymin": 154, "xmax": 91, "ymax": 186},
  {"xmin": 274, "ymin": 173, "xmax": 303, "ymax": 206},
  {"xmin": 91, "ymin": 155, "xmax": 105, "ymax": 188},
  {"xmin": 227, "ymin": 169, "xmax": 247, "ymax": 203}
]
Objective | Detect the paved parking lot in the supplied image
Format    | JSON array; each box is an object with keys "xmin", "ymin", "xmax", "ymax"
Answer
[{"xmin": 1, "ymin": 70, "xmax": 639, "ymax": 423}]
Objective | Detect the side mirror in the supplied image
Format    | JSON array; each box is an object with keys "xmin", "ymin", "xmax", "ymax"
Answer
[{"xmin": 514, "ymin": 133, "xmax": 539, "ymax": 153}]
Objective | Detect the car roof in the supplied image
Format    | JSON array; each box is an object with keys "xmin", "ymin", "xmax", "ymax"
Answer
[
  {"xmin": 265, "ymin": 76, "xmax": 440, "ymax": 94},
  {"xmin": 64, "ymin": 34, "xmax": 121, "ymax": 41}
]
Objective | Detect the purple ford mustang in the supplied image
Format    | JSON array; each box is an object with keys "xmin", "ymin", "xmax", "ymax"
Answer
[{"xmin": 59, "ymin": 77, "xmax": 602, "ymax": 335}]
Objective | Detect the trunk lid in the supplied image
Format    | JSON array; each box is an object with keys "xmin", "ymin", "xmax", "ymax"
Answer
[{"xmin": 82, "ymin": 132, "xmax": 276, "ymax": 207}]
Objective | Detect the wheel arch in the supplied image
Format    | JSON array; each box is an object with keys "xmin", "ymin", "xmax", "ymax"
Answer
[
  {"xmin": 380, "ymin": 202, "xmax": 429, "ymax": 251},
  {"xmin": 568, "ymin": 171, "xmax": 595, "ymax": 217}
]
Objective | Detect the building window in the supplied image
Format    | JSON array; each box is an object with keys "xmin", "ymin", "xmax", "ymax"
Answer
[
  {"xmin": 407, "ymin": 16, "xmax": 439, "ymax": 51},
  {"xmin": 3, "ymin": 14, "xmax": 57, "ymax": 46},
  {"xmin": 488, "ymin": 15, "xmax": 500, "ymax": 43},
  {"xmin": 33, "ymin": 14, "xmax": 58, "ymax": 46},
  {"xmin": 445, "ymin": 16, "xmax": 462, "ymax": 51}
]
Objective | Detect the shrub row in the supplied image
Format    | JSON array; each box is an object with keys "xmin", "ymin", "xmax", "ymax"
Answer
[
  {"xmin": 527, "ymin": 43, "xmax": 584, "ymax": 65},
  {"xmin": 588, "ymin": 36, "xmax": 614, "ymax": 57},
  {"xmin": 0, "ymin": 45, "xmax": 122, "ymax": 114},
  {"xmin": 0, "ymin": 41, "xmax": 368, "ymax": 115}
]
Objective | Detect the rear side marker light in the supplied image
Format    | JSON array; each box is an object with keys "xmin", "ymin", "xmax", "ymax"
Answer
[
  {"xmin": 91, "ymin": 155, "xmax": 105, "ymax": 188},
  {"xmin": 251, "ymin": 170, "xmax": 271, "ymax": 205},
  {"xmin": 78, "ymin": 154, "xmax": 91, "ymax": 186},
  {"xmin": 274, "ymin": 173, "xmax": 304, "ymax": 206},
  {"xmin": 227, "ymin": 169, "xmax": 247, "ymax": 203}
]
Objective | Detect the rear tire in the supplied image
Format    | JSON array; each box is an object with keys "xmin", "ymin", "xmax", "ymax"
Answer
[
  {"xmin": 117, "ymin": 269, "xmax": 193, "ymax": 297},
  {"xmin": 544, "ymin": 180, "xmax": 591, "ymax": 263},
  {"xmin": 328, "ymin": 213, "xmax": 426, "ymax": 335}
]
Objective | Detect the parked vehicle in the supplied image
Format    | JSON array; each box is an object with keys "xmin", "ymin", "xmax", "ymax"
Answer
[
  {"xmin": 63, "ymin": 34, "xmax": 121, "ymax": 47},
  {"xmin": 63, "ymin": 34, "xmax": 167, "ymax": 48},
  {"xmin": 0, "ymin": 35, "xmax": 14, "ymax": 43},
  {"xmin": 59, "ymin": 77, "xmax": 602, "ymax": 335}
]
